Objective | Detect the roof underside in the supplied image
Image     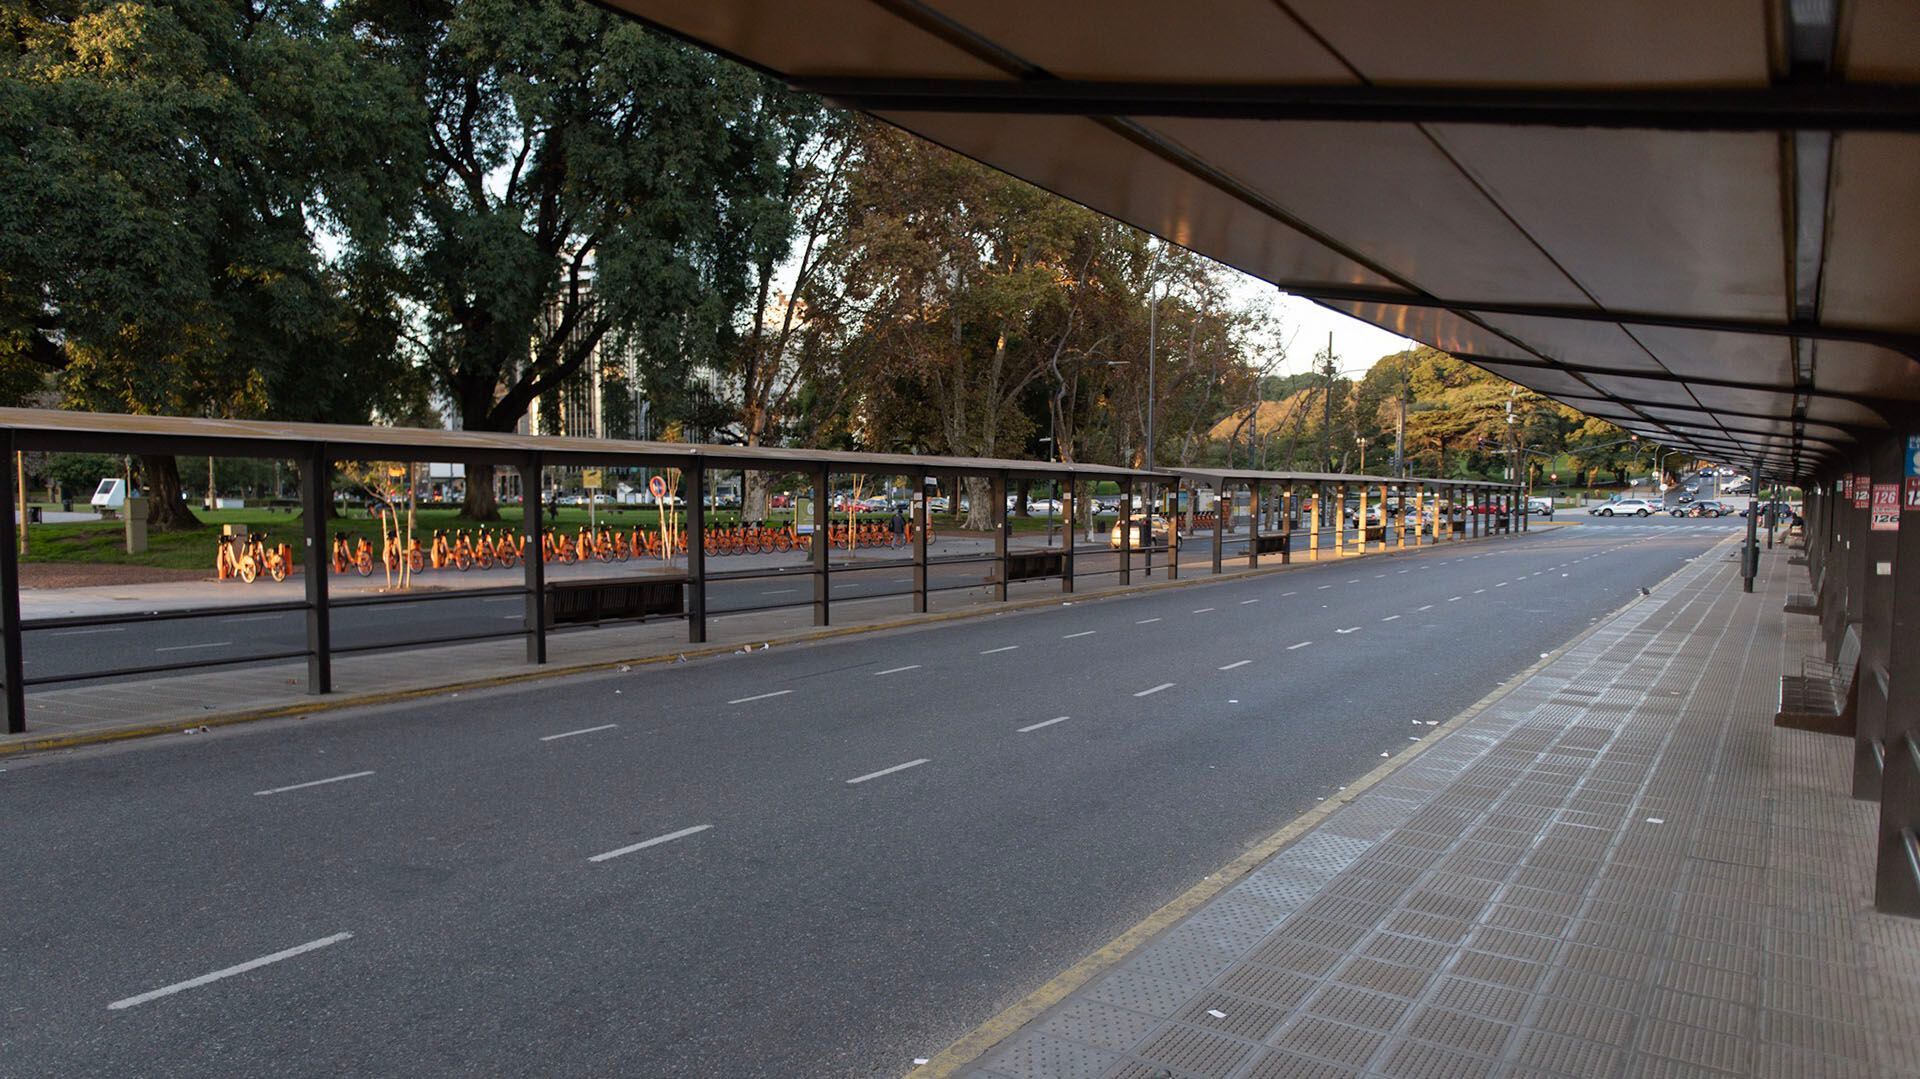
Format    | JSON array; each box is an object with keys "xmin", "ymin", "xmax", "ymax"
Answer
[
  {"xmin": 1169, "ymin": 467, "xmax": 1513, "ymax": 491},
  {"xmin": 611, "ymin": 0, "xmax": 1920, "ymax": 479}
]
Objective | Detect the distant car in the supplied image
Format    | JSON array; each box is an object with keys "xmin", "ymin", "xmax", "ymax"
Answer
[
  {"xmin": 1109, "ymin": 514, "xmax": 1171, "ymax": 549},
  {"xmin": 1591, "ymin": 498, "xmax": 1656, "ymax": 517},
  {"xmin": 1526, "ymin": 498, "xmax": 1554, "ymax": 518},
  {"xmin": 928, "ymin": 496, "xmax": 950, "ymax": 512},
  {"xmin": 1025, "ymin": 498, "xmax": 1064, "ymax": 515},
  {"xmin": 1678, "ymin": 500, "xmax": 1729, "ymax": 517}
]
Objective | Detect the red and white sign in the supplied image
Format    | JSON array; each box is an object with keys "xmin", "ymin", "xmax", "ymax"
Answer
[
  {"xmin": 648, "ymin": 475, "xmax": 668, "ymax": 499},
  {"xmin": 1853, "ymin": 474, "xmax": 1873, "ymax": 509},
  {"xmin": 1871, "ymin": 483, "xmax": 1900, "ymax": 531}
]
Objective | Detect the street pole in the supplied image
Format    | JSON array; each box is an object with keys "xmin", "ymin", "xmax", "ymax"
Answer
[{"xmin": 1146, "ymin": 293, "xmax": 1157, "ymax": 474}]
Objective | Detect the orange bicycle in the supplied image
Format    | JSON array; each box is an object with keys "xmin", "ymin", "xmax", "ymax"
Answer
[
  {"xmin": 219, "ymin": 533, "xmax": 291, "ymax": 583},
  {"xmin": 333, "ymin": 533, "xmax": 374, "ymax": 576}
]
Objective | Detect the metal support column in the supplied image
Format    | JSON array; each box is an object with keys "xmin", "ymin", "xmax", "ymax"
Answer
[
  {"xmin": 1248, "ymin": 484, "xmax": 1262, "ymax": 569},
  {"xmin": 1144, "ymin": 480, "xmax": 1156, "ymax": 579},
  {"xmin": 686, "ymin": 464, "xmax": 706, "ymax": 644},
  {"xmin": 1415, "ymin": 486, "xmax": 1426, "ymax": 546},
  {"xmin": 0, "ymin": 428, "xmax": 22, "ymax": 733},
  {"xmin": 914, "ymin": 472, "xmax": 930, "ymax": 611},
  {"xmin": 301, "ymin": 444, "xmax": 332, "ymax": 694},
  {"xmin": 1379, "ymin": 482, "xmax": 1390, "ymax": 550},
  {"xmin": 1877, "ymin": 433, "xmax": 1920, "ymax": 914},
  {"xmin": 1167, "ymin": 482, "xmax": 1179, "ymax": 580},
  {"xmin": 1308, "ymin": 484, "xmax": 1321, "ymax": 560},
  {"xmin": 1060, "ymin": 475, "xmax": 1074, "ymax": 594},
  {"xmin": 520, "ymin": 455, "xmax": 547, "ymax": 665},
  {"xmin": 1856, "ymin": 443, "xmax": 1902, "ymax": 800},
  {"xmin": 1356, "ymin": 483, "xmax": 1369, "ymax": 554},
  {"xmin": 993, "ymin": 472, "xmax": 1009, "ymax": 601},
  {"xmin": 813, "ymin": 466, "xmax": 831, "ymax": 626},
  {"xmin": 1212, "ymin": 485, "xmax": 1225, "ymax": 574}
]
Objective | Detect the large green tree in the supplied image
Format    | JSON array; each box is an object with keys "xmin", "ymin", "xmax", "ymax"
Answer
[
  {"xmin": 348, "ymin": 0, "xmax": 794, "ymax": 519},
  {"xmin": 0, "ymin": 0, "xmax": 418, "ymax": 528}
]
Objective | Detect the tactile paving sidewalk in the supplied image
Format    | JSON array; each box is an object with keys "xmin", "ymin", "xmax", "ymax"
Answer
[{"xmin": 971, "ymin": 540, "xmax": 1920, "ymax": 1078}]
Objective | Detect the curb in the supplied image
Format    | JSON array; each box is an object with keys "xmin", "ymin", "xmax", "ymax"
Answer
[{"xmin": 0, "ymin": 531, "xmax": 1536, "ymax": 760}]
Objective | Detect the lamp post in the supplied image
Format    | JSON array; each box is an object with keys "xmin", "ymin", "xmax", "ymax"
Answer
[{"xmin": 1355, "ymin": 436, "xmax": 1369, "ymax": 474}]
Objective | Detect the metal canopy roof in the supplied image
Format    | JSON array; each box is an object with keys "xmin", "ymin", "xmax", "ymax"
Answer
[
  {"xmin": 0, "ymin": 408, "xmax": 1160, "ymax": 482},
  {"xmin": 1167, "ymin": 467, "xmax": 1514, "ymax": 491},
  {"xmin": 611, "ymin": 0, "xmax": 1920, "ymax": 479}
]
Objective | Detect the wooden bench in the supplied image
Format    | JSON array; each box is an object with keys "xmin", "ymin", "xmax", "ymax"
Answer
[{"xmin": 1777, "ymin": 624, "xmax": 1861, "ymax": 736}]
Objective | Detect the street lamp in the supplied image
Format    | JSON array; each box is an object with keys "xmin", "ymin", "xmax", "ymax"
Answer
[{"xmin": 1355, "ymin": 435, "xmax": 1369, "ymax": 474}]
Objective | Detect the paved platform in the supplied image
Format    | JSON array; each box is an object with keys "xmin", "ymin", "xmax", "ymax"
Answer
[{"xmin": 967, "ymin": 539, "xmax": 1920, "ymax": 1078}]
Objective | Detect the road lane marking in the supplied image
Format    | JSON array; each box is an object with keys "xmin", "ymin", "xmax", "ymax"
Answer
[
  {"xmin": 1192, "ymin": 608, "xmax": 1216, "ymax": 614},
  {"xmin": 1449, "ymin": 596, "xmax": 1462, "ymax": 602},
  {"xmin": 1317, "ymin": 585, "xmax": 1332, "ymax": 590},
  {"xmin": 51, "ymin": 627, "xmax": 125, "ymax": 637},
  {"xmin": 1017, "ymin": 716, "xmax": 1069, "ymax": 733},
  {"xmin": 1335, "ymin": 627, "xmax": 1360, "ymax": 634},
  {"xmin": 1381, "ymin": 615, "xmax": 1401, "ymax": 622},
  {"xmin": 1217, "ymin": 660, "xmax": 1252, "ymax": 670},
  {"xmin": 1495, "ymin": 582, "xmax": 1509, "ymax": 588},
  {"xmin": 1347, "ymin": 579, "xmax": 1360, "ymax": 583},
  {"xmin": 727, "ymin": 690, "xmax": 792, "ymax": 704},
  {"xmin": 875, "ymin": 665, "xmax": 921, "ymax": 676},
  {"xmin": 847, "ymin": 759, "xmax": 930, "ymax": 785},
  {"xmin": 980, "ymin": 645, "xmax": 1020, "ymax": 654},
  {"xmin": 1287, "ymin": 641, "xmax": 1312, "ymax": 650},
  {"xmin": 1239, "ymin": 599, "xmax": 1259, "ymax": 605},
  {"xmin": 1473, "ymin": 588, "xmax": 1486, "ymax": 594},
  {"xmin": 540, "ymin": 724, "xmax": 617, "ymax": 742},
  {"xmin": 1134, "ymin": 683, "xmax": 1175, "ymax": 697},
  {"xmin": 1281, "ymin": 592, "xmax": 1297, "ymax": 597},
  {"xmin": 254, "ymin": 771, "xmax": 374, "ymax": 797},
  {"xmin": 1063, "ymin": 631, "xmax": 1097, "ymax": 639},
  {"xmin": 588, "ymin": 824, "xmax": 712, "ymax": 863},
  {"xmin": 1416, "ymin": 604, "xmax": 1433, "ymax": 612},
  {"xmin": 1373, "ymin": 574, "xmax": 1386, "ymax": 578},
  {"xmin": 1136, "ymin": 617, "xmax": 1162, "ymax": 624},
  {"xmin": 760, "ymin": 588, "xmax": 798, "ymax": 595},
  {"xmin": 108, "ymin": 932, "xmax": 353, "ymax": 1010},
  {"xmin": 157, "ymin": 641, "xmax": 231, "ymax": 652}
]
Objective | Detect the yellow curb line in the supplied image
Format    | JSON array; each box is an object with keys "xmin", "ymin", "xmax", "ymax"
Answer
[
  {"xmin": 903, "ymin": 537, "xmax": 1676, "ymax": 1079},
  {"xmin": 0, "ymin": 531, "xmax": 1531, "ymax": 760}
]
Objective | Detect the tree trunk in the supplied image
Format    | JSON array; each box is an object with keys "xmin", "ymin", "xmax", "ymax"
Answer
[
  {"xmin": 462, "ymin": 462, "xmax": 501, "ymax": 521},
  {"xmin": 140, "ymin": 455, "xmax": 202, "ymax": 531},
  {"xmin": 962, "ymin": 475, "xmax": 994, "ymax": 531}
]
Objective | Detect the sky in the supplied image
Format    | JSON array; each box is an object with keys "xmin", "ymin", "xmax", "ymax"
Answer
[{"xmin": 1228, "ymin": 276, "xmax": 1417, "ymax": 381}]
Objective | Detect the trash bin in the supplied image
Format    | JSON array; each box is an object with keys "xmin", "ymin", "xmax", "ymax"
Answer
[
  {"xmin": 26, "ymin": 506, "xmax": 41, "ymax": 524},
  {"xmin": 124, "ymin": 496, "xmax": 148, "ymax": 554}
]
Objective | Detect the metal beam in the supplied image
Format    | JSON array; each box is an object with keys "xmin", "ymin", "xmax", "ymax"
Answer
[{"xmin": 795, "ymin": 76, "xmax": 1920, "ymax": 133}]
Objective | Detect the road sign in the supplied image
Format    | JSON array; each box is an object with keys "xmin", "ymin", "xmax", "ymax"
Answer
[
  {"xmin": 1872, "ymin": 483, "xmax": 1900, "ymax": 531},
  {"xmin": 582, "ymin": 469, "xmax": 603, "ymax": 490},
  {"xmin": 648, "ymin": 475, "xmax": 668, "ymax": 499},
  {"xmin": 1906, "ymin": 435, "xmax": 1920, "ymax": 513}
]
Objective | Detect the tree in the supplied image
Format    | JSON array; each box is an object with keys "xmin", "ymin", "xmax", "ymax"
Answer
[
  {"xmin": 350, "ymin": 0, "xmax": 795, "ymax": 519},
  {"xmin": 1, "ymin": 0, "xmax": 418, "ymax": 529}
]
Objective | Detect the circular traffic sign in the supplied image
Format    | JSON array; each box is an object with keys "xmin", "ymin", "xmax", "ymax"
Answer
[{"xmin": 648, "ymin": 475, "xmax": 668, "ymax": 498}]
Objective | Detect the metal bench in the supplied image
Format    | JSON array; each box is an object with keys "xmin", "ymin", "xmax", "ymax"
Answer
[
  {"xmin": 1784, "ymin": 592, "xmax": 1819, "ymax": 616},
  {"xmin": 1777, "ymin": 624, "xmax": 1861, "ymax": 736}
]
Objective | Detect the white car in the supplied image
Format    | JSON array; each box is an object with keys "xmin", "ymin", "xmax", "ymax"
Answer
[
  {"xmin": 1025, "ymin": 498, "xmax": 1064, "ymax": 514},
  {"xmin": 1590, "ymin": 498, "xmax": 1656, "ymax": 517}
]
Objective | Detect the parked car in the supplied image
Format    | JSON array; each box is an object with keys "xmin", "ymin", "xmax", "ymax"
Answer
[
  {"xmin": 928, "ymin": 496, "xmax": 950, "ymax": 512},
  {"xmin": 1109, "ymin": 514, "xmax": 1171, "ymax": 549},
  {"xmin": 1526, "ymin": 498, "xmax": 1554, "ymax": 518},
  {"xmin": 1024, "ymin": 498, "xmax": 1064, "ymax": 515},
  {"xmin": 1590, "ymin": 498, "xmax": 1657, "ymax": 516},
  {"xmin": 1678, "ymin": 500, "xmax": 1729, "ymax": 517}
]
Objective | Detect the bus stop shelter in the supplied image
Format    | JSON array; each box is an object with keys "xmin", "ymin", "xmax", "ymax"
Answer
[{"xmin": 614, "ymin": 0, "xmax": 1920, "ymax": 913}]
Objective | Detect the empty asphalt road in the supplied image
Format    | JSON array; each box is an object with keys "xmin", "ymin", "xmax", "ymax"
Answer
[{"xmin": 0, "ymin": 517, "xmax": 1741, "ymax": 1076}]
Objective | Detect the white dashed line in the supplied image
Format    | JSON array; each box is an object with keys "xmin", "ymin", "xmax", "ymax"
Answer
[
  {"xmin": 846, "ymin": 759, "xmax": 930, "ymax": 785},
  {"xmin": 1136, "ymin": 617, "xmax": 1162, "ymax": 624},
  {"xmin": 1218, "ymin": 660, "xmax": 1252, "ymax": 670},
  {"xmin": 1134, "ymin": 683, "xmax": 1176, "ymax": 697},
  {"xmin": 1240, "ymin": 599, "xmax": 1259, "ymax": 605},
  {"xmin": 1472, "ymin": 589, "xmax": 1486, "ymax": 594},
  {"xmin": 1017, "ymin": 716, "xmax": 1069, "ymax": 733},
  {"xmin": 108, "ymin": 932, "xmax": 353, "ymax": 1010},
  {"xmin": 979, "ymin": 645, "xmax": 1020, "ymax": 655},
  {"xmin": 254, "ymin": 771, "xmax": 374, "ymax": 797},
  {"xmin": 1287, "ymin": 641, "xmax": 1313, "ymax": 650},
  {"xmin": 1335, "ymin": 627, "xmax": 1360, "ymax": 634},
  {"xmin": 874, "ymin": 665, "xmax": 921, "ymax": 676},
  {"xmin": 1192, "ymin": 608, "xmax": 1216, "ymax": 614},
  {"xmin": 1381, "ymin": 615, "xmax": 1401, "ymax": 622},
  {"xmin": 589, "ymin": 824, "xmax": 712, "ymax": 863},
  {"xmin": 1281, "ymin": 592, "xmax": 1297, "ymax": 597},
  {"xmin": 727, "ymin": 690, "xmax": 792, "ymax": 705},
  {"xmin": 760, "ymin": 588, "xmax": 798, "ymax": 595},
  {"xmin": 1317, "ymin": 585, "xmax": 1332, "ymax": 590},
  {"xmin": 1063, "ymin": 631, "xmax": 1097, "ymax": 639},
  {"xmin": 1416, "ymin": 604, "xmax": 1433, "ymax": 612},
  {"xmin": 540, "ymin": 724, "xmax": 617, "ymax": 742}
]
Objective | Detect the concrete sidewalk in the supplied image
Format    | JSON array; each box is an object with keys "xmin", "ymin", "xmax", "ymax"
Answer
[{"xmin": 956, "ymin": 539, "xmax": 1920, "ymax": 1078}]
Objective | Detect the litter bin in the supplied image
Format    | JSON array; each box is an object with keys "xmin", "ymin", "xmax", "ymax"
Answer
[
  {"xmin": 124, "ymin": 496, "xmax": 148, "ymax": 554},
  {"xmin": 26, "ymin": 506, "xmax": 41, "ymax": 524}
]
